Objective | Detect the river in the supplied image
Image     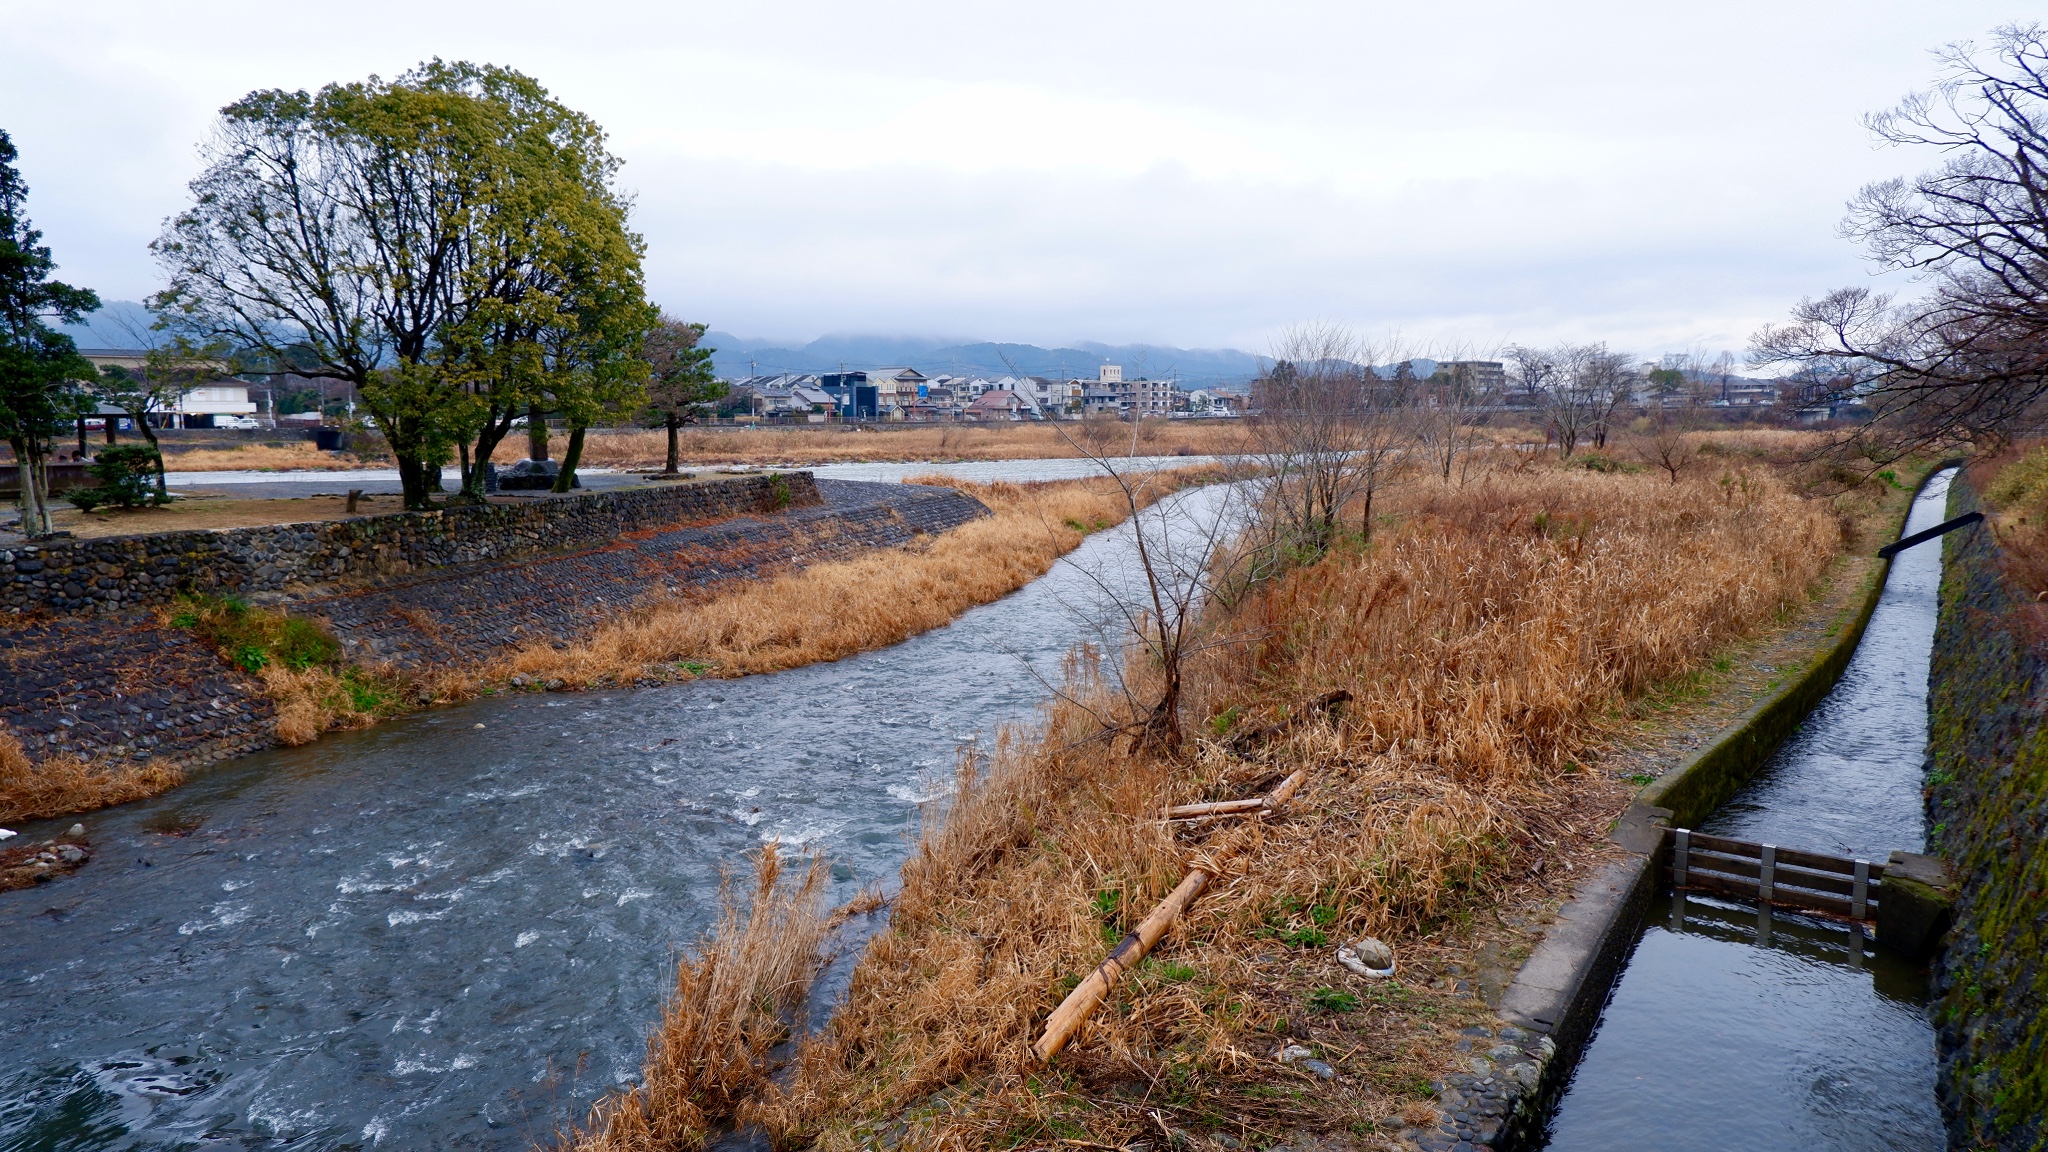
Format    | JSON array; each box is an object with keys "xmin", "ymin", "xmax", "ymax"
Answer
[
  {"xmin": 0, "ymin": 469, "xmax": 1230, "ymax": 1151},
  {"xmin": 1542, "ymin": 469, "xmax": 1955, "ymax": 1151}
]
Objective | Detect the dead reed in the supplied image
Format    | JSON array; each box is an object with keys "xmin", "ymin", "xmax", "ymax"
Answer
[
  {"xmin": 734, "ymin": 464, "xmax": 1841, "ymax": 1146},
  {"xmin": 482, "ymin": 474, "xmax": 1198, "ymax": 689},
  {"xmin": 160, "ymin": 442, "xmax": 374, "ymax": 472},
  {"xmin": 569, "ymin": 421, "xmax": 1247, "ymax": 469},
  {"xmin": 562, "ymin": 843, "xmax": 829, "ymax": 1152},
  {"xmin": 0, "ymin": 729, "xmax": 182, "ymax": 824}
]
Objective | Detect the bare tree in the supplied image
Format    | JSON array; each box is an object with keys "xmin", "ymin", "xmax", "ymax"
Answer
[
  {"xmin": 1580, "ymin": 347, "xmax": 1640, "ymax": 450},
  {"xmin": 1629, "ymin": 402, "xmax": 1701, "ymax": 484},
  {"xmin": 1752, "ymin": 24, "xmax": 2048, "ymax": 455},
  {"xmin": 1047, "ymin": 419, "xmax": 1251, "ymax": 757},
  {"xmin": 1512, "ymin": 343, "xmax": 1636, "ymax": 458},
  {"xmin": 1251, "ymin": 325, "xmax": 1414, "ymax": 556},
  {"xmin": 1413, "ymin": 350, "xmax": 1498, "ymax": 485}
]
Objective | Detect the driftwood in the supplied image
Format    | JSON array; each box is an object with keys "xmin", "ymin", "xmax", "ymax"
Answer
[
  {"xmin": 1225, "ymin": 689, "xmax": 1351, "ymax": 756},
  {"xmin": 1032, "ymin": 770, "xmax": 1310, "ymax": 1063}
]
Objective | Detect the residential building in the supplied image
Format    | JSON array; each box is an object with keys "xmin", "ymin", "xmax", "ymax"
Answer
[
  {"xmin": 78, "ymin": 347, "xmax": 258, "ymax": 427},
  {"xmin": 1025, "ymin": 376, "xmax": 1082, "ymax": 415},
  {"xmin": 965, "ymin": 389, "xmax": 1033, "ymax": 421},
  {"xmin": 1438, "ymin": 360, "xmax": 1506, "ymax": 396},
  {"xmin": 1116, "ymin": 376, "xmax": 1179, "ymax": 418},
  {"xmin": 863, "ymin": 367, "xmax": 928, "ymax": 419}
]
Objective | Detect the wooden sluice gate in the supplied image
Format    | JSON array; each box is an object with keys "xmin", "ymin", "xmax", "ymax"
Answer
[{"xmin": 1660, "ymin": 827, "xmax": 1955, "ymax": 957}]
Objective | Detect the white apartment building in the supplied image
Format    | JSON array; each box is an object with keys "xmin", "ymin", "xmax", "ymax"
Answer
[{"xmin": 79, "ymin": 348, "xmax": 258, "ymax": 426}]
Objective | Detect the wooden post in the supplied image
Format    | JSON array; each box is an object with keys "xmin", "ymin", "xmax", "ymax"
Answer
[
  {"xmin": 346, "ymin": 488, "xmax": 362, "ymax": 514},
  {"xmin": 1851, "ymin": 859, "xmax": 1870, "ymax": 920}
]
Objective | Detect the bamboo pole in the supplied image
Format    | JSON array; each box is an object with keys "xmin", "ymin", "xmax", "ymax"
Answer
[
  {"xmin": 1161, "ymin": 769, "xmax": 1308, "ymax": 821},
  {"xmin": 1033, "ymin": 768, "xmax": 1311, "ymax": 1062},
  {"xmin": 1033, "ymin": 869, "xmax": 1210, "ymax": 1063}
]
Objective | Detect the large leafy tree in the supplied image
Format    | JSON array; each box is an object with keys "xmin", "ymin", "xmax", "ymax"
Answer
[
  {"xmin": 641, "ymin": 314, "xmax": 723, "ymax": 474},
  {"xmin": 153, "ymin": 60, "xmax": 651, "ymax": 509},
  {"xmin": 0, "ymin": 129, "xmax": 100, "ymax": 537}
]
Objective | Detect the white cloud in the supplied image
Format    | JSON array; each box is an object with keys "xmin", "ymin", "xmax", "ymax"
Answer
[{"xmin": 1, "ymin": 0, "xmax": 2020, "ymax": 356}]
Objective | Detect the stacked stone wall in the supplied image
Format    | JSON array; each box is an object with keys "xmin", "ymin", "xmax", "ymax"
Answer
[
  {"xmin": 1926, "ymin": 473, "xmax": 2048, "ymax": 1151},
  {"xmin": 1, "ymin": 473, "xmax": 819, "ymax": 617}
]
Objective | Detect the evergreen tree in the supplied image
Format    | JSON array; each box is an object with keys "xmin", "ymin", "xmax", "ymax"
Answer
[{"xmin": 0, "ymin": 129, "xmax": 100, "ymax": 537}]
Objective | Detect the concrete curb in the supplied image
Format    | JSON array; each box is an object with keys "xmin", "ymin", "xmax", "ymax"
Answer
[{"xmin": 1462, "ymin": 462, "xmax": 1961, "ymax": 1152}]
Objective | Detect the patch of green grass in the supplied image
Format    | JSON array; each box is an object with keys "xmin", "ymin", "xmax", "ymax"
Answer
[
  {"xmin": 1309, "ymin": 987, "xmax": 1359, "ymax": 1014},
  {"xmin": 170, "ymin": 594, "xmax": 342, "ymax": 673},
  {"xmin": 341, "ymin": 668, "xmax": 390, "ymax": 713}
]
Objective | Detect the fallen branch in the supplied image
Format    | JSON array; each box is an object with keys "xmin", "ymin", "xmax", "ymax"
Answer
[{"xmin": 1033, "ymin": 769, "xmax": 1310, "ymax": 1062}]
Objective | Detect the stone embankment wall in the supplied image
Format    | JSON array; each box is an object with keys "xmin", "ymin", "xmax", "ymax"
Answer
[
  {"xmin": 1, "ymin": 477, "xmax": 987, "ymax": 774},
  {"xmin": 2, "ymin": 473, "xmax": 818, "ymax": 616},
  {"xmin": 1925, "ymin": 474, "xmax": 2048, "ymax": 1151}
]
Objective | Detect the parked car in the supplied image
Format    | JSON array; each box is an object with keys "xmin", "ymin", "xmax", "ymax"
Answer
[{"xmin": 216, "ymin": 416, "xmax": 263, "ymax": 429}]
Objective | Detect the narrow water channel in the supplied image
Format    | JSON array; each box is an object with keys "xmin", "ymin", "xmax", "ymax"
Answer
[
  {"xmin": 0, "ymin": 473, "xmax": 1229, "ymax": 1151},
  {"xmin": 1543, "ymin": 469, "xmax": 1955, "ymax": 1151}
]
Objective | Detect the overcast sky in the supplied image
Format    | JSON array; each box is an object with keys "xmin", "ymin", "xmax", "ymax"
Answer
[{"xmin": 3, "ymin": 1, "xmax": 2032, "ymax": 358}]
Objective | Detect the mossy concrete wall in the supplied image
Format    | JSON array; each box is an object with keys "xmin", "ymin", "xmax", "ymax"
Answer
[{"xmin": 1926, "ymin": 474, "xmax": 2048, "ymax": 1151}]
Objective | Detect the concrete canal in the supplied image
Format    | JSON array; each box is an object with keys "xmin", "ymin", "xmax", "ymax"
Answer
[
  {"xmin": 0, "ymin": 471, "xmax": 1230, "ymax": 1150},
  {"xmin": 1542, "ymin": 469, "xmax": 1956, "ymax": 1151}
]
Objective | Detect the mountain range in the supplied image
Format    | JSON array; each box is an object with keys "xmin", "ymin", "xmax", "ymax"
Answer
[
  {"xmin": 705, "ymin": 333, "xmax": 1267, "ymax": 387},
  {"xmin": 57, "ymin": 305, "xmax": 1269, "ymax": 388}
]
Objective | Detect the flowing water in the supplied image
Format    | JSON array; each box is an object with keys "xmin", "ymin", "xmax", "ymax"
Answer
[
  {"xmin": 0, "ymin": 474, "xmax": 1231, "ymax": 1151},
  {"xmin": 1543, "ymin": 469, "xmax": 1956, "ymax": 1151}
]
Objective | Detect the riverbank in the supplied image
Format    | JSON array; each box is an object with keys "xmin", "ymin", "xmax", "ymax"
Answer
[
  {"xmin": 566, "ymin": 455, "xmax": 1922, "ymax": 1151},
  {"xmin": 1926, "ymin": 454, "xmax": 2048, "ymax": 1150},
  {"xmin": 0, "ymin": 471, "xmax": 1212, "ymax": 826}
]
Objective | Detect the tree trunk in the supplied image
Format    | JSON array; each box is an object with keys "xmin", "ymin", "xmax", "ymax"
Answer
[
  {"xmin": 396, "ymin": 455, "xmax": 435, "ymax": 511},
  {"xmin": 12, "ymin": 436, "xmax": 53, "ymax": 538},
  {"xmin": 76, "ymin": 417, "xmax": 88, "ymax": 457},
  {"xmin": 462, "ymin": 421, "xmax": 512, "ymax": 503},
  {"xmin": 135, "ymin": 420, "xmax": 167, "ymax": 502},
  {"xmin": 104, "ymin": 417, "xmax": 117, "ymax": 445},
  {"xmin": 527, "ymin": 404, "xmax": 548, "ymax": 461},
  {"xmin": 665, "ymin": 415, "xmax": 681, "ymax": 474},
  {"xmin": 552, "ymin": 423, "xmax": 587, "ymax": 493}
]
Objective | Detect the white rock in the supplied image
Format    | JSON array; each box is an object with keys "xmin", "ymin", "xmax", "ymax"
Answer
[
  {"xmin": 66, "ymin": 824, "xmax": 85, "ymax": 838},
  {"xmin": 0, "ymin": 828, "xmax": 16, "ymax": 841},
  {"xmin": 1337, "ymin": 937, "xmax": 1397, "ymax": 978}
]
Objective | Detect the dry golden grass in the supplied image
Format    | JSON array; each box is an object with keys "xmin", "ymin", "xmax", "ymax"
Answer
[
  {"xmin": 45, "ymin": 493, "xmax": 411, "ymax": 538},
  {"xmin": 0, "ymin": 729, "xmax": 183, "ymax": 824},
  {"xmin": 564, "ymin": 844, "xmax": 830, "ymax": 1152},
  {"xmin": 720, "ymin": 464, "xmax": 1841, "ymax": 1146},
  {"xmin": 482, "ymin": 474, "xmax": 1201, "ymax": 689},
  {"xmin": 161, "ymin": 442, "xmax": 373, "ymax": 471},
  {"xmin": 571, "ymin": 421, "xmax": 1248, "ymax": 469}
]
